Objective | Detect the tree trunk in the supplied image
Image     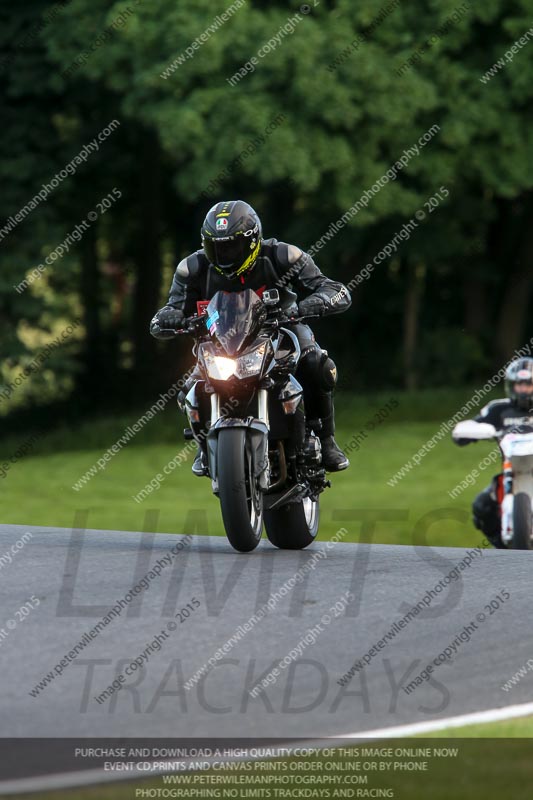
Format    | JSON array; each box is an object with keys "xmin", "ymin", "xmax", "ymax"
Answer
[
  {"xmin": 495, "ymin": 265, "xmax": 533, "ymax": 364},
  {"xmin": 132, "ymin": 132, "xmax": 163, "ymax": 386},
  {"xmin": 464, "ymin": 276, "xmax": 487, "ymax": 336},
  {"xmin": 495, "ymin": 207, "xmax": 533, "ymax": 365},
  {"xmin": 403, "ymin": 262, "xmax": 425, "ymax": 391},
  {"xmin": 78, "ymin": 224, "xmax": 102, "ymax": 398}
]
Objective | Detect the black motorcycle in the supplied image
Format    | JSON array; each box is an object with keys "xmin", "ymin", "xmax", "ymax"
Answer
[{"xmin": 175, "ymin": 288, "xmax": 331, "ymax": 552}]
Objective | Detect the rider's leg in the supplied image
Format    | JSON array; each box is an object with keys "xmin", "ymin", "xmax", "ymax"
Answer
[
  {"xmin": 293, "ymin": 325, "xmax": 349, "ymax": 472},
  {"xmin": 179, "ymin": 372, "xmax": 210, "ymax": 476},
  {"xmin": 473, "ymin": 475, "xmax": 504, "ymax": 548}
]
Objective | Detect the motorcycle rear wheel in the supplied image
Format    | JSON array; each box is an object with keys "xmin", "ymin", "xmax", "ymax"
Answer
[{"xmin": 264, "ymin": 497, "xmax": 319, "ymax": 549}]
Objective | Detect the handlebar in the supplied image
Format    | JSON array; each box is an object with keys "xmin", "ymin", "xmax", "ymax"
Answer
[
  {"xmin": 157, "ymin": 313, "xmax": 207, "ymax": 337},
  {"xmin": 161, "ymin": 310, "xmax": 320, "ymax": 338}
]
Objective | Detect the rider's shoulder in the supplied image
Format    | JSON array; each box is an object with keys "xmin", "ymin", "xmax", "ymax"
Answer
[
  {"xmin": 271, "ymin": 240, "xmax": 304, "ymax": 266},
  {"xmin": 479, "ymin": 398, "xmax": 511, "ymax": 418},
  {"xmin": 262, "ymin": 237, "xmax": 280, "ymax": 254},
  {"xmin": 176, "ymin": 250, "xmax": 206, "ymax": 279}
]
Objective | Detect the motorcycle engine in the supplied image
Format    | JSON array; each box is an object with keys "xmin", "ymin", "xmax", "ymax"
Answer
[{"xmin": 302, "ymin": 434, "xmax": 322, "ymax": 464}]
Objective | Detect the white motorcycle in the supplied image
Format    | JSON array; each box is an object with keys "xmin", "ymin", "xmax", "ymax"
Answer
[{"xmin": 453, "ymin": 420, "xmax": 533, "ymax": 550}]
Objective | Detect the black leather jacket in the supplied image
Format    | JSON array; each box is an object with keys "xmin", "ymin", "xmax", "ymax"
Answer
[
  {"xmin": 150, "ymin": 238, "xmax": 351, "ymax": 337},
  {"xmin": 475, "ymin": 399, "xmax": 533, "ymax": 432},
  {"xmin": 455, "ymin": 399, "xmax": 533, "ymax": 446}
]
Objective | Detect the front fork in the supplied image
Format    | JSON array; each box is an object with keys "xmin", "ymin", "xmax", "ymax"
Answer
[
  {"xmin": 209, "ymin": 388, "xmax": 269, "ymax": 426},
  {"xmin": 210, "ymin": 393, "xmax": 220, "ymax": 427},
  {"xmin": 257, "ymin": 388, "xmax": 269, "ymax": 427},
  {"xmin": 205, "ymin": 388, "xmax": 270, "ymax": 493},
  {"xmin": 501, "ymin": 460, "xmax": 514, "ymax": 545}
]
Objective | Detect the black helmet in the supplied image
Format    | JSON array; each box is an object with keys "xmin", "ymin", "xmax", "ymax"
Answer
[
  {"xmin": 505, "ymin": 358, "xmax": 533, "ymax": 410},
  {"xmin": 201, "ymin": 200, "xmax": 262, "ymax": 279}
]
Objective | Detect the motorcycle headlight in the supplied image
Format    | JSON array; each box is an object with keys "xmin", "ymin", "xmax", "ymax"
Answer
[
  {"xmin": 203, "ymin": 352, "xmax": 236, "ymax": 381},
  {"xmin": 202, "ymin": 342, "xmax": 267, "ymax": 381},
  {"xmin": 235, "ymin": 342, "xmax": 267, "ymax": 378}
]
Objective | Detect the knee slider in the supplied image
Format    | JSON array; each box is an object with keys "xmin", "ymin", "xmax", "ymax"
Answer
[
  {"xmin": 321, "ymin": 354, "xmax": 338, "ymax": 390},
  {"xmin": 298, "ymin": 348, "xmax": 337, "ymax": 391},
  {"xmin": 473, "ymin": 490, "xmax": 497, "ymax": 518},
  {"xmin": 472, "ymin": 491, "xmax": 499, "ymax": 538},
  {"xmin": 297, "ymin": 347, "xmax": 320, "ymax": 383}
]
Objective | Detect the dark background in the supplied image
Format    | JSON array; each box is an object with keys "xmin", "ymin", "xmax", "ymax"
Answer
[{"xmin": 1, "ymin": 0, "xmax": 532, "ymax": 428}]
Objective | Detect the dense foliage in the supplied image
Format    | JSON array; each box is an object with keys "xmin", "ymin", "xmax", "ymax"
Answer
[{"xmin": 1, "ymin": 0, "xmax": 532, "ymax": 416}]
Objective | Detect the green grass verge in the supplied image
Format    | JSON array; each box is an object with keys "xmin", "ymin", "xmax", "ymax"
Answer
[
  {"xmin": 422, "ymin": 713, "xmax": 533, "ymax": 737},
  {"xmin": 0, "ymin": 387, "xmax": 502, "ymax": 546}
]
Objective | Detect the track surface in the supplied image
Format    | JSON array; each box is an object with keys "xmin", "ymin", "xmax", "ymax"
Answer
[{"xmin": 2, "ymin": 523, "xmax": 533, "ymax": 745}]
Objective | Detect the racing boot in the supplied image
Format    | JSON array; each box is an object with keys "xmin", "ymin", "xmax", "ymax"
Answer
[
  {"xmin": 319, "ymin": 411, "xmax": 349, "ymax": 472},
  {"xmin": 192, "ymin": 446, "xmax": 209, "ymax": 477}
]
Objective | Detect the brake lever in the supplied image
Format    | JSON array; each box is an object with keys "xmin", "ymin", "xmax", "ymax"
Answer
[
  {"xmin": 175, "ymin": 314, "xmax": 207, "ymax": 336},
  {"xmin": 284, "ymin": 314, "xmax": 322, "ymax": 324},
  {"xmin": 157, "ymin": 327, "xmax": 184, "ymax": 337}
]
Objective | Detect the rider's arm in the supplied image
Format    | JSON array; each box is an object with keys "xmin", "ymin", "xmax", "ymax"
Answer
[
  {"xmin": 452, "ymin": 400, "xmax": 507, "ymax": 445},
  {"xmin": 167, "ymin": 254, "xmax": 203, "ymax": 314},
  {"xmin": 275, "ymin": 243, "xmax": 351, "ymax": 316},
  {"xmin": 475, "ymin": 399, "xmax": 509, "ymax": 426},
  {"xmin": 150, "ymin": 255, "xmax": 203, "ymax": 339}
]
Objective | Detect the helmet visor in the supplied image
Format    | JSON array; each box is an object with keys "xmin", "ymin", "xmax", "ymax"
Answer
[
  {"xmin": 505, "ymin": 364, "xmax": 533, "ymax": 408},
  {"xmin": 514, "ymin": 380, "xmax": 533, "ymax": 396},
  {"xmin": 203, "ymin": 236, "xmax": 249, "ymax": 272}
]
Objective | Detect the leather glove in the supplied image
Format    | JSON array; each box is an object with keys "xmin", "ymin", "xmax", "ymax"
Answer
[
  {"xmin": 453, "ymin": 437, "xmax": 475, "ymax": 447},
  {"xmin": 298, "ymin": 296, "xmax": 326, "ymax": 318},
  {"xmin": 157, "ymin": 307, "xmax": 185, "ymax": 330}
]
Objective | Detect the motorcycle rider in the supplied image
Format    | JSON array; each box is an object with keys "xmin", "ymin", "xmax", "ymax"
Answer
[
  {"xmin": 452, "ymin": 358, "xmax": 533, "ymax": 547},
  {"xmin": 150, "ymin": 200, "xmax": 352, "ymax": 475}
]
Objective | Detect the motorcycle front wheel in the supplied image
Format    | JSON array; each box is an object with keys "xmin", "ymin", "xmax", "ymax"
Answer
[{"xmin": 217, "ymin": 427, "xmax": 263, "ymax": 552}]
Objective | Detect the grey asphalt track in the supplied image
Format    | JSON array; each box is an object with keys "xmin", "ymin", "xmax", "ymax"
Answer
[{"xmin": 1, "ymin": 522, "xmax": 532, "ymax": 745}]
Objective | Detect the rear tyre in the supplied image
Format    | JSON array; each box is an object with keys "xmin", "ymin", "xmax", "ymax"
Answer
[
  {"xmin": 217, "ymin": 428, "xmax": 263, "ymax": 553},
  {"xmin": 264, "ymin": 498, "xmax": 319, "ymax": 549},
  {"xmin": 512, "ymin": 492, "xmax": 533, "ymax": 550}
]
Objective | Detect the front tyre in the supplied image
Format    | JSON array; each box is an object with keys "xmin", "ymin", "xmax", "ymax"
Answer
[
  {"xmin": 264, "ymin": 498, "xmax": 319, "ymax": 550},
  {"xmin": 512, "ymin": 492, "xmax": 533, "ymax": 550},
  {"xmin": 217, "ymin": 428, "xmax": 263, "ymax": 553}
]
